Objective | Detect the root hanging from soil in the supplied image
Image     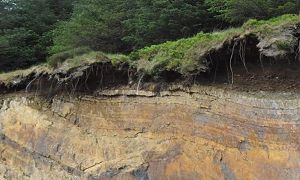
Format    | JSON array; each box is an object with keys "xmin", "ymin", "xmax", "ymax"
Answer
[
  {"xmin": 213, "ymin": 58, "xmax": 219, "ymax": 83},
  {"xmin": 136, "ymin": 73, "xmax": 144, "ymax": 95},
  {"xmin": 4, "ymin": 31, "xmax": 300, "ymax": 97},
  {"xmin": 259, "ymin": 53, "xmax": 265, "ymax": 72},
  {"xmin": 296, "ymin": 40, "xmax": 300, "ymax": 61},
  {"xmin": 239, "ymin": 40, "xmax": 249, "ymax": 73},
  {"xmin": 84, "ymin": 68, "xmax": 92, "ymax": 91},
  {"xmin": 25, "ymin": 76, "xmax": 39, "ymax": 93},
  {"xmin": 229, "ymin": 42, "xmax": 238, "ymax": 84}
]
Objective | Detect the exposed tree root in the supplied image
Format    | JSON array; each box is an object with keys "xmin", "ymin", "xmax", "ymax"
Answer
[
  {"xmin": 213, "ymin": 58, "xmax": 219, "ymax": 83},
  {"xmin": 229, "ymin": 42, "xmax": 238, "ymax": 84},
  {"xmin": 84, "ymin": 68, "xmax": 92, "ymax": 91},
  {"xmin": 25, "ymin": 76, "xmax": 39, "ymax": 93},
  {"xmin": 259, "ymin": 53, "xmax": 265, "ymax": 72},
  {"xmin": 35, "ymin": 76, "xmax": 42, "ymax": 97},
  {"xmin": 3, "ymin": 30, "xmax": 300, "ymax": 96},
  {"xmin": 239, "ymin": 40, "xmax": 249, "ymax": 73},
  {"xmin": 136, "ymin": 73, "xmax": 144, "ymax": 95},
  {"xmin": 296, "ymin": 40, "xmax": 300, "ymax": 61},
  {"xmin": 71, "ymin": 78, "xmax": 80, "ymax": 96}
]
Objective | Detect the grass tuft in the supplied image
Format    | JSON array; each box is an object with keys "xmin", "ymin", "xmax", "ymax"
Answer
[{"xmin": 47, "ymin": 46, "xmax": 92, "ymax": 68}]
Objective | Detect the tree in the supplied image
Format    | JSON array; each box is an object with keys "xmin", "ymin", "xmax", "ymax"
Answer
[
  {"xmin": 205, "ymin": 0, "xmax": 300, "ymax": 23},
  {"xmin": 0, "ymin": 0, "xmax": 74, "ymax": 71},
  {"xmin": 122, "ymin": 0, "xmax": 221, "ymax": 50},
  {"xmin": 50, "ymin": 0, "xmax": 129, "ymax": 54},
  {"xmin": 50, "ymin": 0, "xmax": 223, "ymax": 53}
]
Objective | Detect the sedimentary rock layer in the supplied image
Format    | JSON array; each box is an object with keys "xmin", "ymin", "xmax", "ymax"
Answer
[{"xmin": 0, "ymin": 87, "xmax": 299, "ymax": 179}]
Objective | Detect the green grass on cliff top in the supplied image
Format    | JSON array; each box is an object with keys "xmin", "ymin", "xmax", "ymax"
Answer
[
  {"xmin": 49, "ymin": 14, "xmax": 300, "ymax": 75},
  {"xmin": 1, "ymin": 14, "xmax": 299, "ymax": 83},
  {"xmin": 131, "ymin": 14, "xmax": 300, "ymax": 75}
]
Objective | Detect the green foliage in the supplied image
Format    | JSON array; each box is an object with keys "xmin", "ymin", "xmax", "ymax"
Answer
[
  {"xmin": 48, "ymin": 50, "xmax": 130, "ymax": 71},
  {"xmin": 3, "ymin": 14, "xmax": 300, "ymax": 81},
  {"xmin": 50, "ymin": 0, "xmax": 129, "ymax": 54},
  {"xmin": 131, "ymin": 28, "xmax": 241, "ymax": 75},
  {"xmin": 122, "ymin": 0, "xmax": 220, "ymax": 49},
  {"xmin": 0, "ymin": 28, "xmax": 39, "ymax": 71},
  {"xmin": 47, "ymin": 46, "xmax": 92, "ymax": 67},
  {"xmin": 131, "ymin": 14, "xmax": 300, "ymax": 75},
  {"xmin": 1, "ymin": 0, "xmax": 300, "ymax": 73},
  {"xmin": 48, "ymin": 14, "xmax": 300, "ymax": 76},
  {"xmin": 205, "ymin": 0, "xmax": 300, "ymax": 23},
  {"xmin": 50, "ymin": 0, "xmax": 222, "ymax": 54},
  {"xmin": 242, "ymin": 14, "xmax": 300, "ymax": 36},
  {"xmin": 107, "ymin": 54, "xmax": 130, "ymax": 65},
  {"xmin": 0, "ymin": 0, "xmax": 74, "ymax": 71}
]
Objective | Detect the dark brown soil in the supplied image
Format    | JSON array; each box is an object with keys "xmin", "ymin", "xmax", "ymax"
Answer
[{"xmin": 216, "ymin": 61, "xmax": 300, "ymax": 93}]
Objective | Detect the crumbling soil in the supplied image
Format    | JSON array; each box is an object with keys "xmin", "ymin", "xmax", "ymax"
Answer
[{"xmin": 228, "ymin": 63, "xmax": 300, "ymax": 92}]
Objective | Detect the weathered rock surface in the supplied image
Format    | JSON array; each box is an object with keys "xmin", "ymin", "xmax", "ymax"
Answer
[{"xmin": 0, "ymin": 87, "xmax": 299, "ymax": 179}]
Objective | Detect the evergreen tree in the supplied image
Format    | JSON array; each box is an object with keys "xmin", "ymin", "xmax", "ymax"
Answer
[
  {"xmin": 205, "ymin": 0, "xmax": 300, "ymax": 23},
  {"xmin": 50, "ymin": 0, "xmax": 221, "ymax": 53},
  {"xmin": 0, "ymin": 0, "xmax": 74, "ymax": 71}
]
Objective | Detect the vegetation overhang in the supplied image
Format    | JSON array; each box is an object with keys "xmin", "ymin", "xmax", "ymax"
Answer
[{"xmin": 0, "ymin": 15, "xmax": 299, "ymax": 92}]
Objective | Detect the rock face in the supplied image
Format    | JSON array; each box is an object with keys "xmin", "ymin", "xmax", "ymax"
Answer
[{"xmin": 0, "ymin": 87, "xmax": 299, "ymax": 179}]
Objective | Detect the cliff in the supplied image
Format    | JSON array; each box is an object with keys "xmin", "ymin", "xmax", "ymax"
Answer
[
  {"xmin": 0, "ymin": 15, "xmax": 300, "ymax": 179},
  {"xmin": 0, "ymin": 86, "xmax": 299, "ymax": 179}
]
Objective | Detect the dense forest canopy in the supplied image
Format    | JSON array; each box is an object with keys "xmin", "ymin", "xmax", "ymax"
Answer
[
  {"xmin": 0, "ymin": 0, "xmax": 73, "ymax": 70},
  {"xmin": 206, "ymin": 0, "xmax": 300, "ymax": 23},
  {"xmin": 50, "ymin": 0, "xmax": 223, "ymax": 54},
  {"xmin": 0, "ymin": 0, "xmax": 299, "ymax": 71}
]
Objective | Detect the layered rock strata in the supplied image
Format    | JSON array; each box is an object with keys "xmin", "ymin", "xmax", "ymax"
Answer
[{"xmin": 0, "ymin": 86, "xmax": 299, "ymax": 179}]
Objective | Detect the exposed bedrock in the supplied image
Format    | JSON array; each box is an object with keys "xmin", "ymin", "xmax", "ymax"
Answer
[{"xmin": 0, "ymin": 87, "xmax": 299, "ymax": 179}]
